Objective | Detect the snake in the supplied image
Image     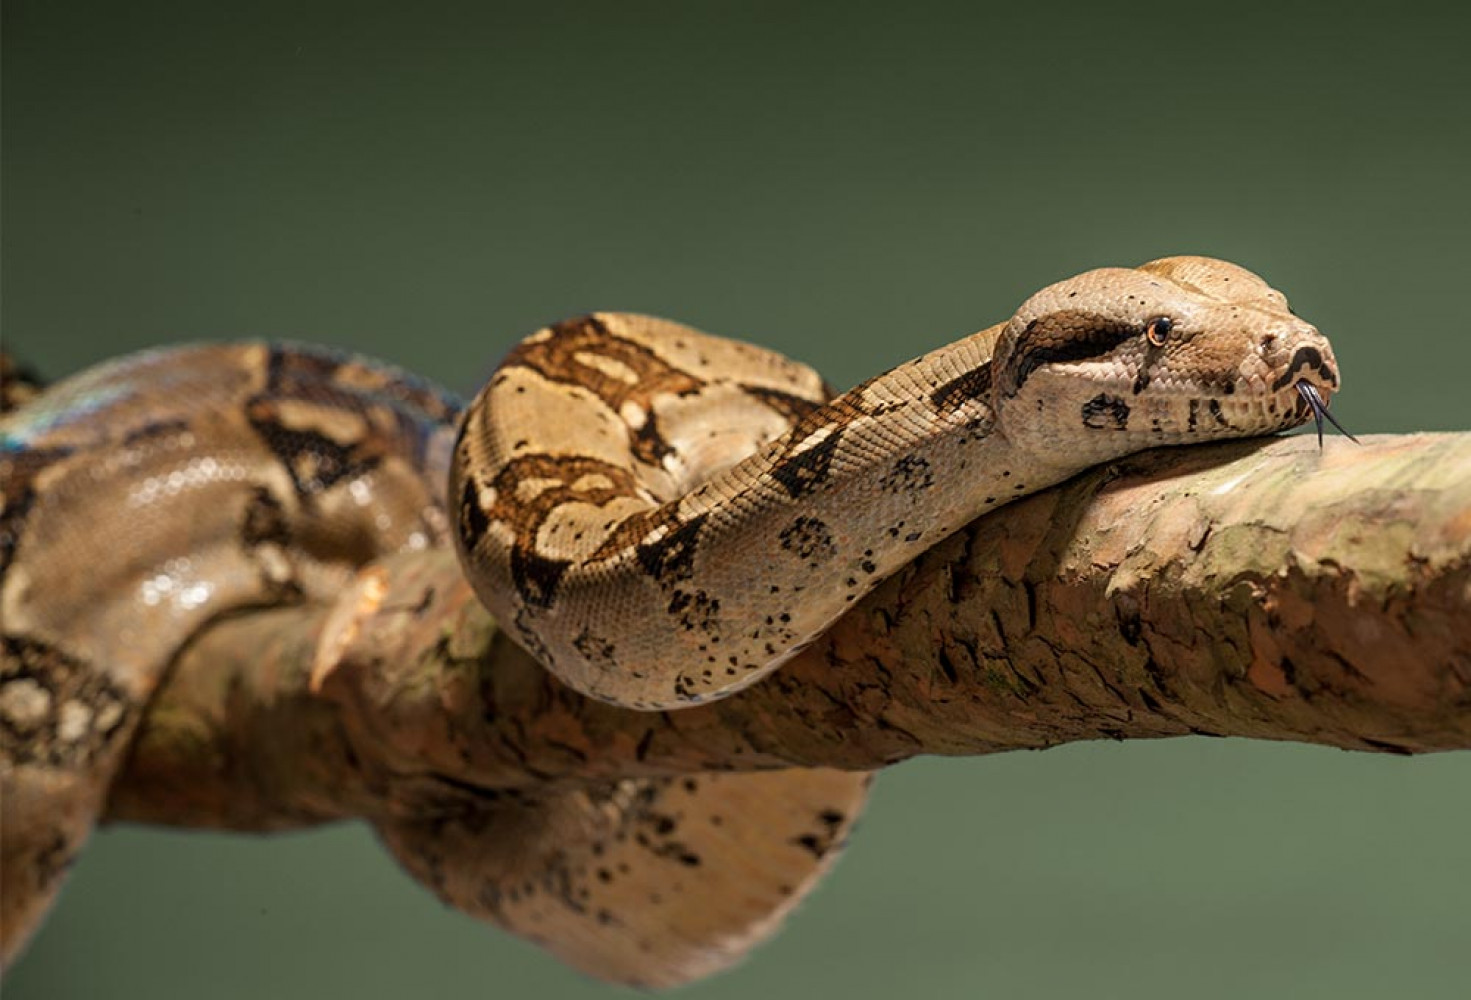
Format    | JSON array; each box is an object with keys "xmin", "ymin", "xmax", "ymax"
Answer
[{"xmin": 0, "ymin": 256, "xmax": 1344, "ymax": 987}]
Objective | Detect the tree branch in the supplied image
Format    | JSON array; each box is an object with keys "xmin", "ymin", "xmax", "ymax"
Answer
[{"xmin": 109, "ymin": 432, "xmax": 1471, "ymax": 829}]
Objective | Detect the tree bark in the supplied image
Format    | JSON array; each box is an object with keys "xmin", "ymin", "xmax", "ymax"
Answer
[{"xmin": 108, "ymin": 432, "xmax": 1471, "ymax": 829}]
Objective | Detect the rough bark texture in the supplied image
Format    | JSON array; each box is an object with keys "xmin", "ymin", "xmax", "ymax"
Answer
[{"xmin": 109, "ymin": 432, "xmax": 1471, "ymax": 829}]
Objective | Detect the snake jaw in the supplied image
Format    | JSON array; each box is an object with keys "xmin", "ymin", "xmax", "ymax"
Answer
[{"xmin": 1295, "ymin": 380, "xmax": 1358, "ymax": 448}]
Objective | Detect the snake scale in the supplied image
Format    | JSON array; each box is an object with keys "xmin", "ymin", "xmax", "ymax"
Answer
[{"xmin": 0, "ymin": 257, "xmax": 1343, "ymax": 986}]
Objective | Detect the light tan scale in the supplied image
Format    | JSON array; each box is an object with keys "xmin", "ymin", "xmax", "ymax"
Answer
[
  {"xmin": 380, "ymin": 769, "xmax": 869, "ymax": 989},
  {"xmin": 3, "ymin": 256, "xmax": 1348, "ymax": 988}
]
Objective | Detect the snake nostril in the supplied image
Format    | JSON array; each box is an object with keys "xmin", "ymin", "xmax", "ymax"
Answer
[{"xmin": 1260, "ymin": 333, "xmax": 1277, "ymax": 349}]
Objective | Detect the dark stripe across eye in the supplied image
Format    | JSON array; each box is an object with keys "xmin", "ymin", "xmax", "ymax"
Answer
[{"xmin": 1006, "ymin": 312, "xmax": 1137, "ymax": 396}]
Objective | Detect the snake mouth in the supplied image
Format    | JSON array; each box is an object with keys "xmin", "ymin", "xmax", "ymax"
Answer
[{"xmin": 1294, "ymin": 380, "xmax": 1358, "ymax": 448}]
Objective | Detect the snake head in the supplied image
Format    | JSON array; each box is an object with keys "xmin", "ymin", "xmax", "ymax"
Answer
[{"xmin": 991, "ymin": 255, "xmax": 1344, "ymax": 465}]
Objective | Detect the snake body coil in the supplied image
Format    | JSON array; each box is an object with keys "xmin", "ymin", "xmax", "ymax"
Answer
[
  {"xmin": 451, "ymin": 256, "xmax": 1340, "ymax": 709},
  {"xmin": 1, "ymin": 257, "xmax": 1341, "ymax": 985}
]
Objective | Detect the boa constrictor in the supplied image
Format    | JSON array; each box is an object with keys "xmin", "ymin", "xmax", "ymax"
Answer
[{"xmin": 0, "ymin": 256, "xmax": 1342, "ymax": 987}]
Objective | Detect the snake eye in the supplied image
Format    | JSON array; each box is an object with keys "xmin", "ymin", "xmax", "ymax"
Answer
[{"xmin": 1145, "ymin": 316, "xmax": 1174, "ymax": 347}]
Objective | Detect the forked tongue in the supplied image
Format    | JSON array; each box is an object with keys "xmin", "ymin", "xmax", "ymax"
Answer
[{"xmin": 1295, "ymin": 381, "xmax": 1359, "ymax": 448}]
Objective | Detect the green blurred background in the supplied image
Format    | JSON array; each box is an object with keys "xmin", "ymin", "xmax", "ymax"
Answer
[{"xmin": 5, "ymin": 2, "xmax": 1469, "ymax": 997}]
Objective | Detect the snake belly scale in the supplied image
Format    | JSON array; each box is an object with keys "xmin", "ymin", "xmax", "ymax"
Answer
[{"xmin": 2, "ymin": 256, "xmax": 1342, "ymax": 985}]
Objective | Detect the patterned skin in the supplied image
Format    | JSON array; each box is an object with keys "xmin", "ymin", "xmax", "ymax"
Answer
[
  {"xmin": 451, "ymin": 257, "xmax": 1339, "ymax": 709},
  {"xmin": 0, "ymin": 256, "xmax": 1342, "ymax": 985}
]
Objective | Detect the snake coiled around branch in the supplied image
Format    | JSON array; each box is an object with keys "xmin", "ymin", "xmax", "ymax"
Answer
[{"xmin": 0, "ymin": 256, "xmax": 1342, "ymax": 986}]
